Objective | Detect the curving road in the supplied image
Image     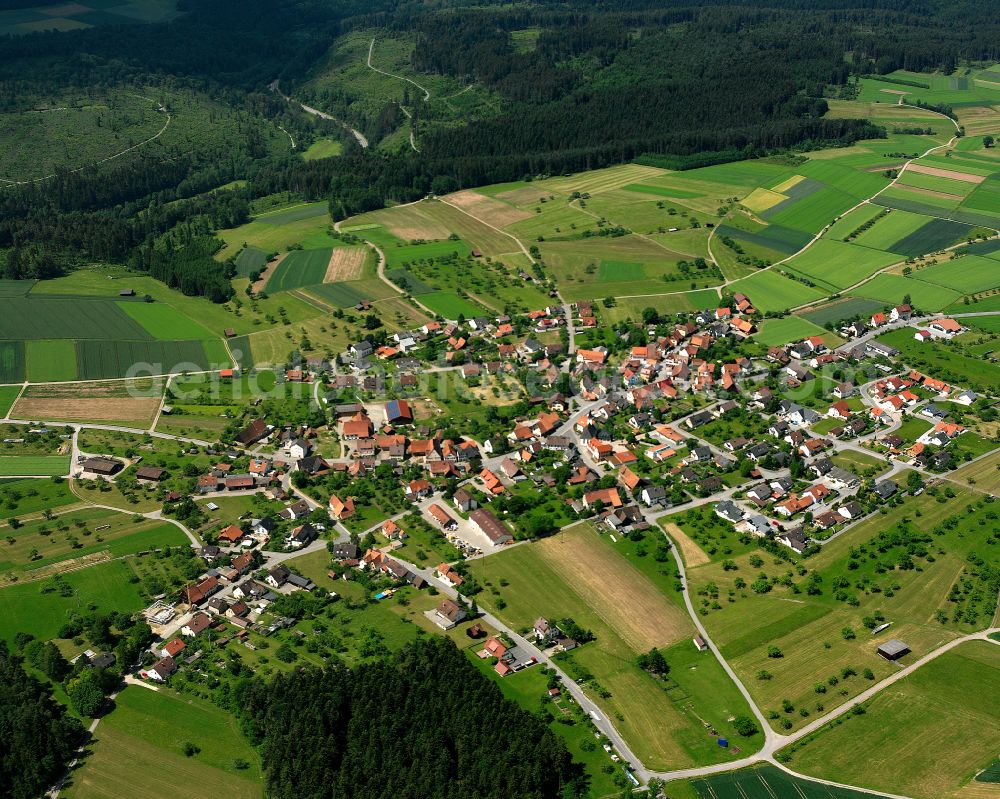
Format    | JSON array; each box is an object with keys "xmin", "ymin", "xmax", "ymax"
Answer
[
  {"xmin": 365, "ymin": 38, "xmax": 424, "ymax": 152},
  {"xmin": 269, "ymin": 79, "xmax": 369, "ymax": 148}
]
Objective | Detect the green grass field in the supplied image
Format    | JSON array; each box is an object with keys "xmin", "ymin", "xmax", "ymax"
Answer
[
  {"xmin": 0, "ymin": 297, "xmax": 151, "ymax": 341},
  {"xmin": 216, "ymin": 201, "xmax": 332, "ymax": 259},
  {"xmin": 0, "ymin": 515, "xmax": 185, "ymax": 577},
  {"xmin": 849, "ymin": 209, "xmax": 929, "ymax": 249},
  {"xmin": 0, "ymin": 385, "xmax": 22, "ymax": 418},
  {"xmin": 0, "ymin": 477, "xmax": 78, "ymax": 519},
  {"xmin": 910, "ymin": 255, "xmax": 1000, "ymax": 294},
  {"xmin": 30, "ymin": 266, "xmax": 322, "ymax": 338},
  {"xmin": 754, "ymin": 316, "xmax": 831, "ymax": 346},
  {"xmin": 784, "ymin": 240, "xmax": 899, "ymax": 291},
  {"xmin": 0, "ymin": 559, "xmax": 145, "ymax": 643},
  {"xmin": 25, "ymin": 340, "xmax": 77, "ymax": 382},
  {"xmin": 302, "ymin": 138, "xmax": 343, "ymax": 160},
  {"xmin": 418, "ymin": 291, "xmax": 485, "ymax": 319},
  {"xmin": 66, "ymin": 687, "xmax": 262, "ymax": 799},
  {"xmin": 729, "ymin": 270, "xmax": 826, "ymax": 312},
  {"xmin": 233, "ymin": 246, "xmax": 268, "ymax": 277},
  {"xmin": 851, "ymin": 273, "xmax": 959, "ymax": 312},
  {"xmin": 783, "ymin": 642, "xmax": 1000, "ymax": 799},
  {"xmin": 823, "ymin": 204, "xmax": 889, "ymax": 241},
  {"xmin": 120, "ymin": 302, "xmax": 217, "ymax": 340},
  {"xmin": 265, "ymin": 248, "xmax": 332, "ymax": 293},
  {"xmin": 889, "ymin": 217, "xmax": 977, "ymax": 257},
  {"xmin": 0, "ymin": 454, "xmax": 69, "ymax": 477}
]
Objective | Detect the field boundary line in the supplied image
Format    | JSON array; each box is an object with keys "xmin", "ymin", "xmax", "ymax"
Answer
[{"xmin": 290, "ymin": 288, "xmax": 333, "ymax": 312}]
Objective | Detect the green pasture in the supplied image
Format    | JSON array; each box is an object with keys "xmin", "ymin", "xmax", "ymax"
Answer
[
  {"xmin": 598, "ymin": 260, "xmax": 645, "ymax": 281},
  {"xmin": 0, "ymin": 386, "xmax": 21, "ymax": 417},
  {"xmin": 896, "ymin": 170, "xmax": 976, "ymax": 197},
  {"xmin": 302, "ymin": 138, "xmax": 343, "ymax": 160},
  {"xmin": 877, "ymin": 185, "xmax": 962, "ymax": 212},
  {"xmin": 0, "ymin": 478, "xmax": 77, "ymax": 519},
  {"xmin": 800, "ymin": 297, "xmax": 885, "ymax": 326},
  {"xmin": 783, "ymin": 642, "xmax": 1000, "ymax": 799},
  {"xmin": 0, "ymin": 297, "xmax": 151, "ymax": 341},
  {"xmin": 716, "ymin": 222, "xmax": 813, "ymax": 256},
  {"xmin": 216, "ymin": 201, "xmax": 332, "ymax": 259},
  {"xmin": 305, "ymin": 282, "xmax": 368, "ymax": 308},
  {"xmin": 784, "ymin": 240, "xmax": 899, "ymax": 291},
  {"xmin": 0, "ymin": 559, "xmax": 145, "ymax": 643},
  {"xmin": 75, "ymin": 340, "xmax": 217, "ymax": 380},
  {"xmin": 754, "ymin": 316, "xmax": 830, "ymax": 346},
  {"xmin": 767, "ymin": 185, "xmax": 860, "ymax": 234},
  {"xmin": 797, "ymin": 159, "xmax": 891, "ymax": 199},
  {"xmin": 29, "ymin": 266, "xmax": 323, "ymax": 338},
  {"xmin": 823, "ymin": 204, "xmax": 889, "ymax": 240},
  {"xmin": 728, "ymin": 270, "xmax": 826, "ymax": 312},
  {"xmin": 121, "ymin": 302, "xmax": 217, "ymax": 340},
  {"xmin": 890, "ymin": 217, "xmax": 977, "ymax": 256},
  {"xmin": 851, "ymin": 273, "xmax": 958, "ymax": 312},
  {"xmin": 963, "ymin": 314, "xmax": 1000, "ymax": 332},
  {"xmin": 910, "ymin": 254, "xmax": 1000, "ymax": 294},
  {"xmin": 850, "ymin": 209, "xmax": 929, "ymax": 249},
  {"xmin": 66, "ymin": 687, "xmax": 262, "ymax": 799},
  {"xmin": 418, "ymin": 291, "xmax": 484, "ymax": 319}
]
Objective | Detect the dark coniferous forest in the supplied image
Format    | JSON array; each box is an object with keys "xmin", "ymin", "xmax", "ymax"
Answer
[
  {"xmin": 235, "ymin": 638, "xmax": 582, "ymax": 799},
  {"xmin": 0, "ymin": 644, "xmax": 84, "ymax": 799}
]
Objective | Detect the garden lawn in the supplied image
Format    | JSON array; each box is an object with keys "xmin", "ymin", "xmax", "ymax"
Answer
[{"xmin": 783, "ymin": 642, "xmax": 1000, "ymax": 799}]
